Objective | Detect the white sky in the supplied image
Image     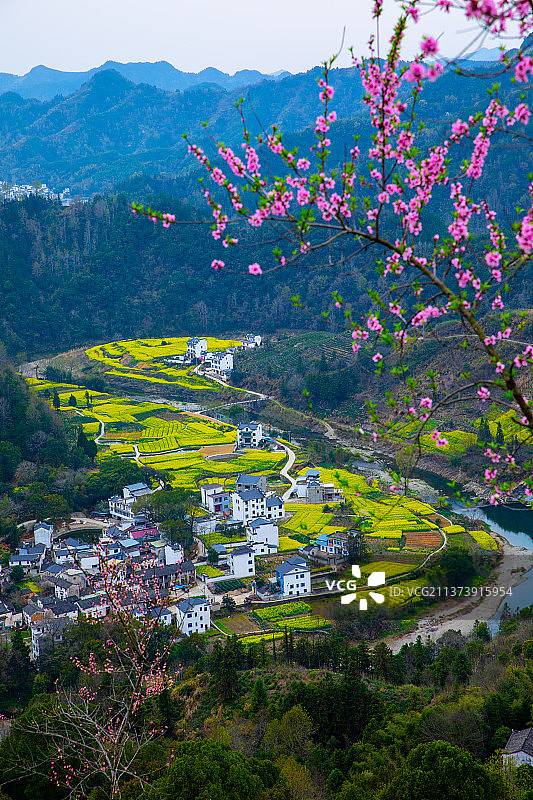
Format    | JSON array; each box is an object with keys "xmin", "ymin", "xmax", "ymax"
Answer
[{"xmin": 0, "ymin": 0, "xmax": 517, "ymax": 76}]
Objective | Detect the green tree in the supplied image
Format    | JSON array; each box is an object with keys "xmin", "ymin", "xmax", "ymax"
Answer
[
  {"xmin": 373, "ymin": 641, "xmax": 395, "ymax": 681},
  {"xmin": 384, "ymin": 740, "xmax": 503, "ymax": 800},
  {"xmin": 222, "ymin": 595, "xmax": 236, "ymax": 611},
  {"xmin": 523, "ymin": 640, "xmax": 533, "ymax": 660},
  {"xmin": 452, "ymin": 652, "xmax": 472, "ymax": 684},
  {"xmin": 52, "ymin": 391, "xmax": 60, "ymax": 410},
  {"xmin": 10, "ymin": 565, "xmax": 24, "ymax": 584},
  {"xmin": 249, "ymin": 677, "xmax": 267, "ymax": 713},
  {"xmin": 139, "ymin": 740, "xmax": 277, "ymax": 800},
  {"xmin": 9, "ymin": 629, "xmax": 32, "ymax": 696},
  {"xmin": 0, "ymin": 441, "xmax": 21, "ymax": 482},
  {"xmin": 68, "ymin": 394, "xmax": 77, "ymax": 407},
  {"xmin": 473, "ymin": 620, "xmax": 491, "ymax": 643}
]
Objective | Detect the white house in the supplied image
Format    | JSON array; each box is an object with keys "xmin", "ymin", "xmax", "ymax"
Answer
[
  {"xmin": 109, "ymin": 483, "xmax": 155, "ymax": 522},
  {"xmin": 48, "ymin": 576, "xmax": 79, "ymax": 601},
  {"xmin": 237, "ymin": 421, "xmax": 263, "ymax": 449},
  {"xmin": 228, "ymin": 545, "xmax": 255, "ymax": 578},
  {"xmin": 34, "ymin": 522, "xmax": 54, "ymax": 549},
  {"xmin": 30, "ymin": 617, "xmax": 73, "ymax": 661},
  {"xmin": 76, "ymin": 594, "xmax": 108, "ymax": 619},
  {"xmin": 123, "ymin": 483, "xmax": 154, "ymax": 501},
  {"xmin": 176, "ymin": 596, "xmax": 210, "ymax": 635},
  {"xmin": 503, "ymin": 729, "xmax": 533, "ymax": 766},
  {"xmin": 186, "ymin": 337, "xmax": 208, "ymax": 360},
  {"xmin": 241, "ymin": 334, "xmax": 262, "ymax": 349},
  {"xmin": 246, "ymin": 518, "xmax": 279, "ymax": 555},
  {"xmin": 203, "ymin": 350, "xmax": 234, "ymax": 376},
  {"xmin": 231, "ymin": 489, "xmax": 284, "ymax": 524},
  {"xmin": 10, "ymin": 545, "xmax": 46, "ymax": 572},
  {"xmin": 231, "ymin": 489, "xmax": 266, "ymax": 524},
  {"xmin": 76, "ymin": 551, "xmax": 100, "ymax": 572},
  {"xmin": 265, "ymin": 495, "xmax": 284, "ymax": 521},
  {"xmin": 158, "ymin": 544, "xmax": 184, "ymax": 567},
  {"xmin": 149, "ymin": 607, "xmax": 173, "ymax": 626},
  {"xmin": 275, "ymin": 556, "xmax": 311, "ymax": 597}
]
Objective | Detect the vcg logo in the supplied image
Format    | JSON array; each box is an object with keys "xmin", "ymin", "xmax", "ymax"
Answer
[{"xmin": 326, "ymin": 565, "xmax": 386, "ymax": 610}]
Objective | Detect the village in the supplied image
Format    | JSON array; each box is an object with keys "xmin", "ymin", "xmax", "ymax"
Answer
[{"xmin": 3, "ymin": 378, "xmax": 360, "ymax": 660}]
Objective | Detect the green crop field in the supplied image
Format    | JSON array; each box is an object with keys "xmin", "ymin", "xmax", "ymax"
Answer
[
  {"xmin": 85, "ymin": 336, "xmax": 241, "ymax": 392},
  {"xmin": 272, "ymin": 615, "xmax": 331, "ymax": 631},
  {"xmin": 26, "ymin": 377, "xmax": 242, "ymax": 467},
  {"xmin": 138, "ymin": 416, "xmax": 236, "ymax": 453},
  {"xmin": 278, "ymin": 536, "xmax": 305, "ymax": 552},
  {"xmin": 254, "ymin": 602, "xmax": 311, "ymax": 621},
  {"xmin": 197, "ymin": 565, "xmax": 225, "ymax": 578},
  {"xmin": 143, "ymin": 450, "xmax": 285, "ymax": 488},
  {"xmin": 284, "ymin": 504, "xmax": 340, "ymax": 535},
  {"xmin": 468, "ymin": 530, "xmax": 498, "ymax": 550},
  {"xmin": 238, "ymin": 632, "xmax": 285, "ymax": 644}
]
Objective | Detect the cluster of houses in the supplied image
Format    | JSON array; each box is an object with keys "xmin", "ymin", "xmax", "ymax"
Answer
[
  {"xmin": 6, "ymin": 453, "xmax": 356, "ymax": 659},
  {"xmin": 0, "ymin": 182, "xmax": 77, "ymax": 206},
  {"xmin": 196, "ymin": 472, "xmax": 317, "ymax": 598},
  {"xmin": 7, "ymin": 483, "xmax": 207, "ymax": 658},
  {"xmin": 162, "ymin": 335, "xmax": 262, "ymax": 381}
]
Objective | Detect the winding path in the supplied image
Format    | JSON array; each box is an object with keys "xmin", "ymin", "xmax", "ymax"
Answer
[{"xmin": 278, "ymin": 442, "xmax": 297, "ymax": 501}]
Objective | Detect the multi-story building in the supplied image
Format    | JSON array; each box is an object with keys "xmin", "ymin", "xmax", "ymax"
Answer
[
  {"xmin": 203, "ymin": 350, "xmax": 234, "ymax": 376},
  {"xmin": 295, "ymin": 469, "xmax": 344, "ymax": 503},
  {"xmin": 275, "ymin": 556, "xmax": 311, "ymax": 597},
  {"xmin": 34, "ymin": 522, "xmax": 54, "ymax": 549},
  {"xmin": 108, "ymin": 483, "xmax": 155, "ymax": 522},
  {"xmin": 246, "ymin": 518, "xmax": 279, "ymax": 555},
  {"xmin": 241, "ymin": 334, "xmax": 262, "ymax": 349},
  {"xmin": 186, "ymin": 337, "xmax": 208, "ymax": 360},
  {"xmin": 236, "ymin": 421, "xmax": 263, "ymax": 448},
  {"xmin": 235, "ymin": 474, "xmax": 267, "ymax": 493},
  {"xmin": 200, "ymin": 483, "xmax": 231, "ymax": 515},
  {"xmin": 175, "ymin": 596, "xmax": 210, "ymax": 635},
  {"xmin": 231, "ymin": 489, "xmax": 284, "ymax": 524},
  {"xmin": 228, "ymin": 545, "xmax": 255, "ymax": 578},
  {"xmin": 30, "ymin": 617, "xmax": 73, "ymax": 661}
]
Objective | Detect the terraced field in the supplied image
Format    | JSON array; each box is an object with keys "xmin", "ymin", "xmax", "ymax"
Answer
[
  {"xmin": 27, "ymin": 379, "xmax": 239, "ymax": 464},
  {"xmin": 403, "ymin": 530, "xmax": 443, "ymax": 549},
  {"xmin": 143, "ymin": 449, "xmax": 286, "ymax": 489},
  {"xmin": 85, "ymin": 336, "xmax": 241, "ymax": 392},
  {"xmin": 468, "ymin": 530, "xmax": 498, "ymax": 550}
]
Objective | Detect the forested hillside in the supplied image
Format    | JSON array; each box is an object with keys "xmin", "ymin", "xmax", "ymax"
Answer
[{"xmin": 0, "ymin": 60, "xmax": 528, "ymax": 194}]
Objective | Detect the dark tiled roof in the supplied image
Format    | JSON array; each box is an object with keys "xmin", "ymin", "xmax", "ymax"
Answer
[
  {"xmin": 247, "ymin": 517, "xmax": 271, "ymax": 528},
  {"xmin": 236, "ymin": 489, "xmax": 264, "ymax": 501},
  {"xmin": 265, "ymin": 496, "xmax": 282, "ymax": 507},
  {"xmin": 76, "ymin": 596, "xmax": 105, "ymax": 611},
  {"xmin": 237, "ymin": 474, "xmax": 261, "ymax": 485},
  {"xmin": 504, "ymin": 729, "xmax": 533, "ymax": 756},
  {"xmin": 276, "ymin": 557, "xmax": 309, "ymax": 576},
  {"xmin": 177, "ymin": 596, "xmax": 207, "ymax": 613}
]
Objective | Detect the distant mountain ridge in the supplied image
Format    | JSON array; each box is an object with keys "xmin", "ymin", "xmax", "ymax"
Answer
[
  {"xmin": 0, "ymin": 61, "xmax": 291, "ymax": 101},
  {"xmin": 0, "ymin": 57, "xmax": 526, "ymax": 195}
]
